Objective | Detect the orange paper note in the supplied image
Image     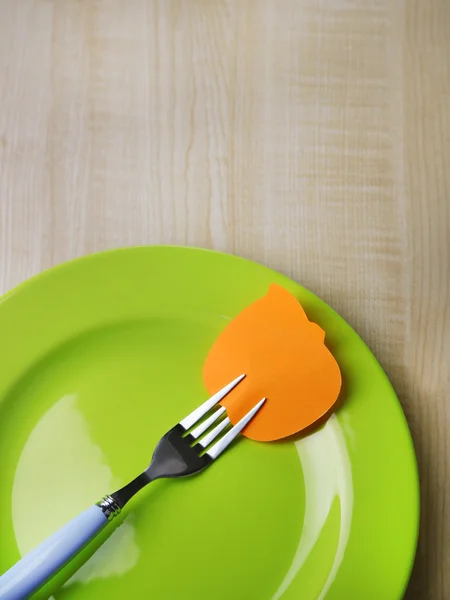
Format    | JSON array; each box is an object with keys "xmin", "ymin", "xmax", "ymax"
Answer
[{"xmin": 203, "ymin": 284, "xmax": 341, "ymax": 441}]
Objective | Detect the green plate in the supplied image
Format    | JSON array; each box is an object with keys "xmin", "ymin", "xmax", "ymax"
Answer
[{"xmin": 0, "ymin": 246, "xmax": 419, "ymax": 600}]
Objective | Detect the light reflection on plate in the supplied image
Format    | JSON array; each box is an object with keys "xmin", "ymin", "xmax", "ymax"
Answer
[
  {"xmin": 272, "ymin": 415, "xmax": 353, "ymax": 600},
  {"xmin": 12, "ymin": 395, "xmax": 140, "ymax": 588}
]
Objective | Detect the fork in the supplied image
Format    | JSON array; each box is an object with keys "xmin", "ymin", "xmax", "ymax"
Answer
[{"xmin": 0, "ymin": 374, "xmax": 264, "ymax": 600}]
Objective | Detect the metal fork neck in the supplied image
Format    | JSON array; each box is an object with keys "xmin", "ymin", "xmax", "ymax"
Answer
[{"xmin": 110, "ymin": 472, "xmax": 153, "ymax": 509}]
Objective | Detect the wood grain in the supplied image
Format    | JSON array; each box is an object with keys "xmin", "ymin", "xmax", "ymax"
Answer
[{"xmin": 0, "ymin": 1, "xmax": 449, "ymax": 598}]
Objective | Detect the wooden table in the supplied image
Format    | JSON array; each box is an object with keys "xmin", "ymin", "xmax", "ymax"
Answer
[{"xmin": 0, "ymin": 1, "xmax": 448, "ymax": 598}]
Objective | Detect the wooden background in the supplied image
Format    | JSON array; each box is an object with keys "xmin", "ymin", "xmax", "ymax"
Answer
[{"xmin": 0, "ymin": 1, "xmax": 448, "ymax": 598}]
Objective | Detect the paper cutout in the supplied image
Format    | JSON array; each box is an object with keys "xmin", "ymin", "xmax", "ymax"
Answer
[{"xmin": 202, "ymin": 284, "xmax": 341, "ymax": 441}]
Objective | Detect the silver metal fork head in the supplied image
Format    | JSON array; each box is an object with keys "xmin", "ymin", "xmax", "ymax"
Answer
[
  {"xmin": 108, "ymin": 375, "xmax": 266, "ymax": 510},
  {"xmin": 180, "ymin": 374, "xmax": 266, "ymax": 460}
]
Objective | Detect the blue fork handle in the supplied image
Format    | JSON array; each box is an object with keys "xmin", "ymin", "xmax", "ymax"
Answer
[{"xmin": 0, "ymin": 503, "xmax": 111, "ymax": 600}]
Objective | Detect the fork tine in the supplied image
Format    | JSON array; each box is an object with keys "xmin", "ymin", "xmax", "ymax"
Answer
[
  {"xmin": 206, "ymin": 398, "xmax": 266, "ymax": 460},
  {"xmin": 198, "ymin": 415, "xmax": 230, "ymax": 447},
  {"xmin": 179, "ymin": 374, "xmax": 245, "ymax": 431},
  {"xmin": 190, "ymin": 406, "xmax": 226, "ymax": 439}
]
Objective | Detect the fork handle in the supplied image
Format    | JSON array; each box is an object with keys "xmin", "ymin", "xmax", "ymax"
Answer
[{"xmin": 0, "ymin": 497, "xmax": 120, "ymax": 600}]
